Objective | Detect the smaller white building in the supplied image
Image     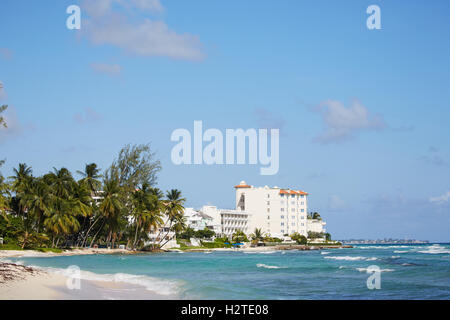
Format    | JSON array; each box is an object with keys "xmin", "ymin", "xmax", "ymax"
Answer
[
  {"xmin": 200, "ymin": 206, "xmax": 251, "ymax": 237},
  {"xmin": 184, "ymin": 207, "xmax": 220, "ymax": 234},
  {"xmin": 306, "ymin": 219, "xmax": 326, "ymax": 234}
]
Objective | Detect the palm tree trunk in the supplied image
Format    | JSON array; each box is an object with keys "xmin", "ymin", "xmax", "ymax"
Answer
[
  {"xmin": 82, "ymin": 216, "xmax": 100, "ymax": 247},
  {"xmin": 90, "ymin": 219, "xmax": 106, "ymax": 248}
]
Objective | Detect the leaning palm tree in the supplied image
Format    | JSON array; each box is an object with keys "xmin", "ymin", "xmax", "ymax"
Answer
[
  {"xmin": 89, "ymin": 173, "xmax": 123, "ymax": 247},
  {"xmin": 44, "ymin": 197, "xmax": 80, "ymax": 248},
  {"xmin": 156, "ymin": 189, "xmax": 185, "ymax": 249}
]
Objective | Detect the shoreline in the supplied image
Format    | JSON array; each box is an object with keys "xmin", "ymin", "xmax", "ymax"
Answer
[
  {"xmin": 0, "ymin": 244, "xmax": 353, "ymax": 258},
  {"xmin": 0, "ymin": 262, "xmax": 177, "ymax": 300},
  {"xmin": 169, "ymin": 244, "xmax": 353, "ymax": 253}
]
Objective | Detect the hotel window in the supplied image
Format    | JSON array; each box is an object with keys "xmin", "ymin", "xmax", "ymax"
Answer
[
  {"xmin": 301, "ymin": 202, "xmax": 304, "ymax": 205},
  {"xmin": 291, "ymin": 195, "xmax": 295, "ymax": 198},
  {"xmin": 291, "ymin": 208, "xmax": 295, "ymax": 212},
  {"xmin": 267, "ymin": 216, "xmax": 270, "ymax": 220},
  {"xmin": 281, "ymin": 229, "xmax": 285, "ymax": 233},
  {"xmin": 292, "ymin": 216, "xmax": 295, "ymax": 219},
  {"xmin": 292, "ymin": 223, "xmax": 295, "ymax": 226},
  {"xmin": 281, "ymin": 215, "xmax": 284, "ymax": 219},
  {"xmin": 267, "ymin": 194, "xmax": 270, "ymax": 198},
  {"xmin": 291, "ymin": 201, "xmax": 295, "ymax": 205},
  {"xmin": 301, "ymin": 223, "xmax": 304, "ymax": 226},
  {"xmin": 267, "ymin": 201, "xmax": 270, "ymax": 205},
  {"xmin": 267, "ymin": 208, "xmax": 270, "ymax": 212},
  {"xmin": 281, "ymin": 208, "xmax": 284, "ymax": 212},
  {"xmin": 301, "ymin": 195, "xmax": 304, "ymax": 198},
  {"xmin": 281, "ymin": 200, "xmax": 284, "ymax": 205},
  {"xmin": 281, "ymin": 222, "xmax": 284, "ymax": 226},
  {"xmin": 301, "ymin": 209, "xmax": 304, "ymax": 212}
]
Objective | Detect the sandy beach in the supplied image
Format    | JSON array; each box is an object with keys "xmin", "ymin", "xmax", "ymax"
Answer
[
  {"xmin": 0, "ymin": 261, "xmax": 177, "ymax": 300},
  {"xmin": 0, "ymin": 248, "xmax": 130, "ymax": 259}
]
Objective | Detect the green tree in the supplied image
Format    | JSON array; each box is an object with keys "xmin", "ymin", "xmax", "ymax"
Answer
[
  {"xmin": 250, "ymin": 228, "xmax": 265, "ymax": 242},
  {"xmin": 232, "ymin": 230, "xmax": 248, "ymax": 243},
  {"xmin": 91, "ymin": 171, "xmax": 124, "ymax": 248},
  {"xmin": 77, "ymin": 163, "xmax": 102, "ymax": 193},
  {"xmin": 291, "ymin": 232, "xmax": 307, "ymax": 245},
  {"xmin": 157, "ymin": 189, "xmax": 186, "ymax": 248}
]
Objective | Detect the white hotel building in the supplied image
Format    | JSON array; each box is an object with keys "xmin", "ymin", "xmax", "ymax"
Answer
[
  {"xmin": 234, "ymin": 181, "xmax": 310, "ymax": 238},
  {"xmin": 185, "ymin": 181, "xmax": 325, "ymax": 239}
]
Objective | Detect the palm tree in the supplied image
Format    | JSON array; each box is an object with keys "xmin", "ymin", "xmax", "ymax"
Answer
[
  {"xmin": 77, "ymin": 163, "xmax": 102, "ymax": 193},
  {"xmin": 0, "ymin": 176, "xmax": 10, "ymax": 220},
  {"xmin": 250, "ymin": 228, "xmax": 265, "ymax": 242},
  {"xmin": 10, "ymin": 163, "xmax": 33, "ymax": 195},
  {"xmin": 21, "ymin": 178, "xmax": 51, "ymax": 233},
  {"xmin": 156, "ymin": 189, "xmax": 185, "ymax": 249},
  {"xmin": 45, "ymin": 167, "xmax": 74, "ymax": 199},
  {"xmin": 89, "ymin": 173, "xmax": 123, "ymax": 247},
  {"xmin": 44, "ymin": 197, "xmax": 80, "ymax": 247}
]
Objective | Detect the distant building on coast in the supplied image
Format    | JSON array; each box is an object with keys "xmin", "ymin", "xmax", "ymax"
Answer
[{"xmin": 185, "ymin": 181, "xmax": 326, "ymax": 239}]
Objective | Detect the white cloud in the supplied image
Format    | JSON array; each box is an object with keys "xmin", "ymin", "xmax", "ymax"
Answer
[
  {"xmin": 313, "ymin": 99, "xmax": 387, "ymax": 143},
  {"xmin": 74, "ymin": 107, "xmax": 102, "ymax": 124},
  {"xmin": 0, "ymin": 106, "xmax": 32, "ymax": 142},
  {"xmin": 81, "ymin": 0, "xmax": 205, "ymax": 61},
  {"xmin": 430, "ymin": 191, "xmax": 450, "ymax": 204},
  {"xmin": 328, "ymin": 195, "xmax": 347, "ymax": 211},
  {"xmin": 90, "ymin": 62, "xmax": 122, "ymax": 77}
]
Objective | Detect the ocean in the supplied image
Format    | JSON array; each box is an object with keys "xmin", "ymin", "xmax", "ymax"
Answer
[{"xmin": 4, "ymin": 243, "xmax": 450, "ymax": 299}]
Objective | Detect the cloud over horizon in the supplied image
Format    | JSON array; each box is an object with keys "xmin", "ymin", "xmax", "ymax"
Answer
[
  {"xmin": 430, "ymin": 191, "xmax": 450, "ymax": 205},
  {"xmin": 312, "ymin": 99, "xmax": 387, "ymax": 144}
]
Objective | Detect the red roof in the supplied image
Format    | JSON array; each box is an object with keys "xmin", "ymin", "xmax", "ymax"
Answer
[
  {"xmin": 279, "ymin": 189, "xmax": 309, "ymax": 195},
  {"xmin": 235, "ymin": 184, "xmax": 251, "ymax": 188}
]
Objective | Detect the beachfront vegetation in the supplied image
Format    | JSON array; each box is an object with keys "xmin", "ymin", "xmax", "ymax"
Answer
[
  {"xmin": 232, "ymin": 230, "xmax": 248, "ymax": 243},
  {"xmin": 290, "ymin": 232, "xmax": 308, "ymax": 245},
  {"xmin": 307, "ymin": 212, "xmax": 322, "ymax": 220},
  {"xmin": 0, "ymin": 143, "xmax": 187, "ymax": 251}
]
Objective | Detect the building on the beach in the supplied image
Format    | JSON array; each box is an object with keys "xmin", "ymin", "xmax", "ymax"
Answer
[
  {"xmin": 184, "ymin": 181, "xmax": 326, "ymax": 240},
  {"xmin": 184, "ymin": 207, "xmax": 221, "ymax": 234},
  {"xmin": 306, "ymin": 218, "xmax": 326, "ymax": 234},
  {"xmin": 233, "ymin": 181, "xmax": 309, "ymax": 238},
  {"xmin": 200, "ymin": 206, "xmax": 251, "ymax": 237}
]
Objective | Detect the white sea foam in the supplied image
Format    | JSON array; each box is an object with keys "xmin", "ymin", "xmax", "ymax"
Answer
[
  {"xmin": 358, "ymin": 245, "xmax": 412, "ymax": 249},
  {"xmin": 324, "ymin": 256, "xmax": 377, "ymax": 261},
  {"xmin": 356, "ymin": 267, "xmax": 394, "ymax": 272},
  {"xmin": 393, "ymin": 250, "xmax": 408, "ymax": 253},
  {"xmin": 391, "ymin": 256, "xmax": 400, "ymax": 259},
  {"xmin": 34, "ymin": 266, "xmax": 183, "ymax": 296},
  {"xmin": 244, "ymin": 251, "xmax": 277, "ymax": 254},
  {"xmin": 321, "ymin": 251, "xmax": 330, "ymax": 255},
  {"xmin": 256, "ymin": 263, "xmax": 286, "ymax": 269},
  {"xmin": 417, "ymin": 244, "xmax": 450, "ymax": 254}
]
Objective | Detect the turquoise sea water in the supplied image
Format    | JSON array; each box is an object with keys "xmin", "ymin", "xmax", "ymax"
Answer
[{"xmin": 4, "ymin": 243, "xmax": 450, "ymax": 299}]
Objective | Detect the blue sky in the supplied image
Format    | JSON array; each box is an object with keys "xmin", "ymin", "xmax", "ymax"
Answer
[{"xmin": 1, "ymin": 0, "xmax": 449, "ymax": 241}]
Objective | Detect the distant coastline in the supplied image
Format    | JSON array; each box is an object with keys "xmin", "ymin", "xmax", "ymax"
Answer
[{"xmin": 340, "ymin": 239, "xmax": 429, "ymax": 245}]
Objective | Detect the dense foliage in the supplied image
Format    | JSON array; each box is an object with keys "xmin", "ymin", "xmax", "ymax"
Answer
[{"xmin": 0, "ymin": 144, "xmax": 186, "ymax": 250}]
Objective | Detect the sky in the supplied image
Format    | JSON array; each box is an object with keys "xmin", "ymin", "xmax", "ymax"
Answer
[{"xmin": 1, "ymin": 0, "xmax": 449, "ymax": 241}]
